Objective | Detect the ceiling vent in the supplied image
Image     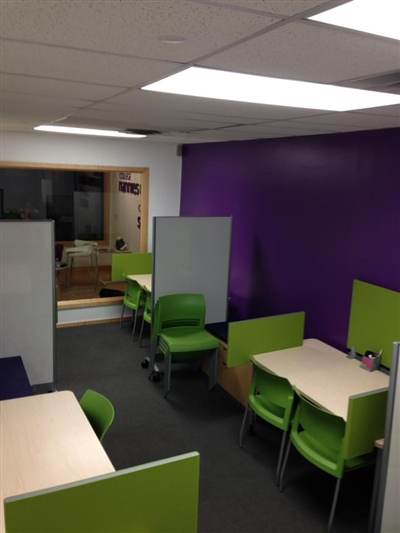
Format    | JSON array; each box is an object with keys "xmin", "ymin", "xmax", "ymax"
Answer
[{"xmin": 124, "ymin": 128, "xmax": 162, "ymax": 135}]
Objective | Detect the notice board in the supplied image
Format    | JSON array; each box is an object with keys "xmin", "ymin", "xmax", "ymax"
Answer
[
  {"xmin": 0, "ymin": 220, "xmax": 56, "ymax": 389},
  {"xmin": 153, "ymin": 217, "xmax": 232, "ymax": 324}
]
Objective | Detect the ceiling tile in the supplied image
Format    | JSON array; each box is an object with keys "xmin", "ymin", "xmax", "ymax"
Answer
[
  {"xmin": 1, "ymin": 0, "xmax": 279, "ymax": 62},
  {"xmin": 1, "ymin": 41, "xmax": 181, "ymax": 87},
  {"xmin": 200, "ymin": 20, "xmax": 400, "ymax": 83},
  {"xmin": 209, "ymin": 0, "xmax": 332, "ymax": 17},
  {"xmin": 0, "ymin": 74, "xmax": 124, "ymax": 100},
  {"xmin": 290, "ymin": 111, "xmax": 400, "ymax": 129}
]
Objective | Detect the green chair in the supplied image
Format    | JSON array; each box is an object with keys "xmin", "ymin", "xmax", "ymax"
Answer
[
  {"xmin": 120, "ymin": 272, "xmax": 145, "ymax": 341},
  {"xmin": 79, "ymin": 389, "xmax": 115, "ymax": 443},
  {"xmin": 239, "ymin": 366, "xmax": 295, "ymax": 486},
  {"xmin": 138, "ymin": 287, "xmax": 152, "ymax": 347},
  {"xmin": 279, "ymin": 390, "xmax": 376, "ymax": 532},
  {"xmin": 149, "ymin": 293, "xmax": 219, "ymax": 398}
]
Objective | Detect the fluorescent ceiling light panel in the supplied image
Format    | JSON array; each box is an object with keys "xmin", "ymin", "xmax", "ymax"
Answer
[
  {"xmin": 34, "ymin": 125, "xmax": 146, "ymax": 138},
  {"xmin": 309, "ymin": 0, "xmax": 400, "ymax": 41},
  {"xmin": 142, "ymin": 67, "xmax": 400, "ymax": 111}
]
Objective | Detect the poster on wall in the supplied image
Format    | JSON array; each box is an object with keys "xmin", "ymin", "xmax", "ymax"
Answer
[{"xmin": 110, "ymin": 172, "xmax": 141, "ymax": 252}]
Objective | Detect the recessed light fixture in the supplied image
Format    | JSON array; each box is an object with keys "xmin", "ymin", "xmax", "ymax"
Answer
[
  {"xmin": 142, "ymin": 67, "xmax": 400, "ymax": 111},
  {"xmin": 34, "ymin": 125, "xmax": 146, "ymax": 138},
  {"xmin": 308, "ymin": 0, "xmax": 400, "ymax": 41}
]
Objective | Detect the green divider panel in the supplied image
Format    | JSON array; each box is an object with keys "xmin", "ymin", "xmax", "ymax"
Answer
[
  {"xmin": 347, "ymin": 280, "xmax": 400, "ymax": 369},
  {"xmin": 227, "ymin": 312, "xmax": 305, "ymax": 368},
  {"xmin": 111, "ymin": 252, "xmax": 152, "ymax": 281},
  {"xmin": 344, "ymin": 390, "xmax": 388, "ymax": 459},
  {"xmin": 5, "ymin": 452, "xmax": 199, "ymax": 533}
]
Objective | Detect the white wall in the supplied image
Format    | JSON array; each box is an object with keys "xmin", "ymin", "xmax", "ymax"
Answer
[{"xmin": 1, "ymin": 132, "xmax": 183, "ymax": 250}]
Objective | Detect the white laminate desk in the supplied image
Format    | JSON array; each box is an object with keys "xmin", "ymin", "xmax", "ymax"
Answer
[
  {"xmin": 127, "ymin": 273, "xmax": 152, "ymax": 291},
  {"xmin": 252, "ymin": 338, "xmax": 389, "ymax": 420},
  {"xmin": 0, "ymin": 391, "xmax": 115, "ymax": 533}
]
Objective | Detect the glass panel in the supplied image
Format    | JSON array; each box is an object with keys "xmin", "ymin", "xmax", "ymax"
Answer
[{"xmin": 0, "ymin": 169, "xmax": 104, "ymax": 241}]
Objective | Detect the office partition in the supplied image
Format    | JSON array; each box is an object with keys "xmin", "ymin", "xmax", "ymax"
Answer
[
  {"xmin": 227, "ymin": 312, "xmax": 305, "ymax": 367},
  {"xmin": 4, "ymin": 452, "xmax": 200, "ymax": 533},
  {"xmin": 347, "ymin": 279, "xmax": 400, "ymax": 369},
  {"xmin": 0, "ymin": 220, "xmax": 55, "ymax": 390},
  {"xmin": 152, "ymin": 216, "xmax": 232, "ymax": 324},
  {"xmin": 375, "ymin": 342, "xmax": 400, "ymax": 532},
  {"xmin": 111, "ymin": 252, "xmax": 152, "ymax": 281},
  {"xmin": 344, "ymin": 389, "xmax": 388, "ymax": 459}
]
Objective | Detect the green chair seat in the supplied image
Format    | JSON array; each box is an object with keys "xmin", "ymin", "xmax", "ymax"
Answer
[{"xmin": 159, "ymin": 329, "xmax": 219, "ymax": 355}]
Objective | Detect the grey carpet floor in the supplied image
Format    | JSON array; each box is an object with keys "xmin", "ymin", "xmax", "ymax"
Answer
[{"xmin": 56, "ymin": 322, "xmax": 374, "ymax": 533}]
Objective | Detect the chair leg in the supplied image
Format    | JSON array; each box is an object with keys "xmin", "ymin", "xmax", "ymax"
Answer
[
  {"xmin": 139, "ymin": 317, "xmax": 145, "ymax": 347},
  {"xmin": 328, "ymin": 478, "xmax": 341, "ymax": 532},
  {"xmin": 149, "ymin": 338, "xmax": 157, "ymax": 374},
  {"xmin": 68, "ymin": 257, "xmax": 74, "ymax": 289},
  {"xmin": 208, "ymin": 349, "xmax": 218, "ymax": 390},
  {"xmin": 131, "ymin": 310, "xmax": 138, "ymax": 341},
  {"xmin": 120, "ymin": 304, "xmax": 125, "ymax": 328},
  {"xmin": 279, "ymin": 440, "xmax": 292, "ymax": 492},
  {"xmin": 239, "ymin": 405, "xmax": 251, "ymax": 447},
  {"xmin": 163, "ymin": 356, "xmax": 171, "ymax": 398},
  {"xmin": 276, "ymin": 430, "xmax": 288, "ymax": 486}
]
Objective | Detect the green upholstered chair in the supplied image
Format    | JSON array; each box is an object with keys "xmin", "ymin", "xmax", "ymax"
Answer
[
  {"xmin": 279, "ymin": 390, "xmax": 376, "ymax": 532},
  {"xmin": 239, "ymin": 366, "xmax": 295, "ymax": 486},
  {"xmin": 79, "ymin": 389, "xmax": 115, "ymax": 443},
  {"xmin": 149, "ymin": 293, "xmax": 219, "ymax": 398},
  {"xmin": 138, "ymin": 287, "xmax": 152, "ymax": 347},
  {"xmin": 120, "ymin": 273, "xmax": 146, "ymax": 341}
]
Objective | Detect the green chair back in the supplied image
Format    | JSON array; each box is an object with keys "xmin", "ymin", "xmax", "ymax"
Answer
[
  {"xmin": 142, "ymin": 287, "xmax": 152, "ymax": 325},
  {"xmin": 139, "ymin": 287, "xmax": 153, "ymax": 347},
  {"xmin": 249, "ymin": 366, "xmax": 295, "ymax": 431},
  {"xmin": 123, "ymin": 273, "xmax": 144, "ymax": 311},
  {"xmin": 153, "ymin": 293, "xmax": 206, "ymax": 338},
  {"xmin": 279, "ymin": 389, "xmax": 376, "ymax": 531},
  {"xmin": 290, "ymin": 391, "xmax": 346, "ymax": 478},
  {"xmin": 79, "ymin": 389, "xmax": 115, "ymax": 442},
  {"xmin": 240, "ymin": 366, "xmax": 295, "ymax": 485}
]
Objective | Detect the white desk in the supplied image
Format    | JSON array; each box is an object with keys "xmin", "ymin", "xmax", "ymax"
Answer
[
  {"xmin": 0, "ymin": 391, "xmax": 115, "ymax": 533},
  {"xmin": 252, "ymin": 338, "xmax": 389, "ymax": 420},
  {"xmin": 127, "ymin": 273, "xmax": 152, "ymax": 291}
]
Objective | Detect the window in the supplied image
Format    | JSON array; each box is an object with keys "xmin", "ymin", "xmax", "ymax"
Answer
[{"xmin": 0, "ymin": 168, "xmax": 105, "ymax": 241}]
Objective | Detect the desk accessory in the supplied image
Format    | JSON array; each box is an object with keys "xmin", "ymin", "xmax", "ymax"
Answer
[
  {"xmin": 347, "ymin": 346, "xmax": 357, "ymax": 359},
  {"xmin": 362, "ymin": 350, "xmax": 382, "ymax": 372}
]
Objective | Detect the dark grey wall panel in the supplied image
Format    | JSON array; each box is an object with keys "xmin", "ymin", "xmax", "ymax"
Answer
[
  {"xmin": 153, "ymin": 217, "xmax": 232, "ymax": 324},
  {"xmin": 0, "ymin": 220, "xmax": 55, "ymax": 388},
  {"xmin": 376, "ymin": 342, "xmax": 400, "ymax": 532}
]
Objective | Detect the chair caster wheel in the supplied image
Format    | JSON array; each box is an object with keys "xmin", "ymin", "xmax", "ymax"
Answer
[
  {"xmin": 149, "ymin": 372, "xmax": 160, "ymax": 382},
  {"xmin": 141, "ymin": 359, "xmax": 149, "ymax": 369}
]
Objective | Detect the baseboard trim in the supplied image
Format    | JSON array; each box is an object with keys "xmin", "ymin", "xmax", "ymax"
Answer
[{"xmin": 57, "ymin": 297, "xmax": 128, "ymax": 327}]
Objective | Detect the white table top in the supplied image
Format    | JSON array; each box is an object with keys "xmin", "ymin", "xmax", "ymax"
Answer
[
  {"xmin": 252, "ymin": 338, "xmax": 389, "ymax": 421},
  {"xmin": 0, "ymin": 391, "xmax": 115, "ymax": 533},
  {"xmin": 127, "ymin": 273, "xmax": 152, "ymax": 291}
]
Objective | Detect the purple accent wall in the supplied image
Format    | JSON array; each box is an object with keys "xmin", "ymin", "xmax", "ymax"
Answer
[{"xmin": 180, "ymin": 128, "xmax": 400, "ymax": 351}]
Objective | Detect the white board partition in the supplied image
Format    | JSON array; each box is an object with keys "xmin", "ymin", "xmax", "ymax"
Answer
[
  {"xmin": 375, "ymin": 342, "xmax": 400, "ymax": 532},
  {"xmin": 0, "ymin": 220, "xmax": 56, "ymax": 390},
  {"xmin": 153, "ymin": 217, "xmax": 232, "ymax": 324}
]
